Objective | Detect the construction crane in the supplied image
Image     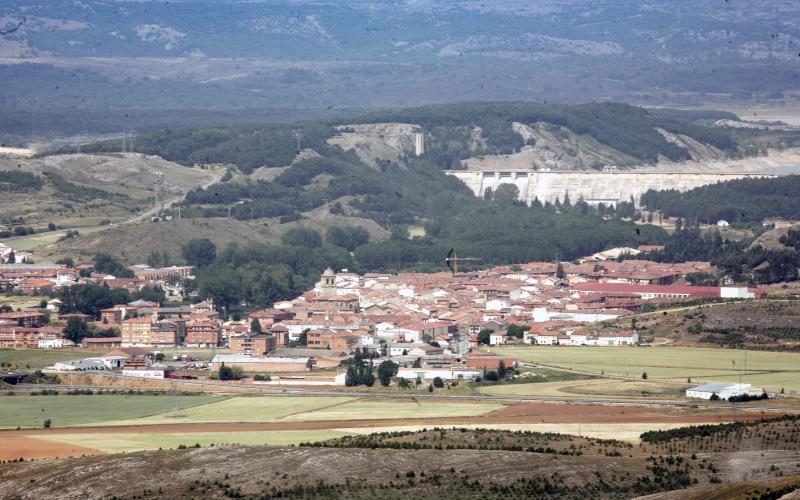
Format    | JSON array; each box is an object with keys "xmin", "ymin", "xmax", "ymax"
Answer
[{"xmin": 445, "ymin": 248, "xmax": 482, "ymax": 275}]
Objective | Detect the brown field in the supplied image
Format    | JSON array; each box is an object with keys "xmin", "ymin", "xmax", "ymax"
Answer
[
  {"xmin": 0, "ymin": 399, "xmax": 788, "ymax": 461},
  {"xmin": 1, "ymin": 436, "xmax": 103, "ymax": 461}
]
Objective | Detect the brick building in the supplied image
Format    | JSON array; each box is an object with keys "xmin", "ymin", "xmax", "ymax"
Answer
[
  {"xmin": 230, "ymin": 334, "xmax": 276, "ymax": 356},
  {"xmin": 185, "ymin": 320, "xmax": 221, "ymax": 347},
  {"xmin": 120, "ymin": 317, "xmax": 155, "ymax": 347}
]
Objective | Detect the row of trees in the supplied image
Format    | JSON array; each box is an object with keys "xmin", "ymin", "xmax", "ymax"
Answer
[{"xmin": 58, "ymin": 283, "xmax": 165, "ymax": 319}]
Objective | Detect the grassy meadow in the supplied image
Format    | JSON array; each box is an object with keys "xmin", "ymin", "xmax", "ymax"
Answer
[{"xmin": 492, "ymin": 346, "xmax": 800, "ymax": 393}]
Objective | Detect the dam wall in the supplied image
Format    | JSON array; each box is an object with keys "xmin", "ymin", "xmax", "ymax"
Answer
[{"xmin": 445, "ymin": 170, "xmax": 776, "ymax": 207}]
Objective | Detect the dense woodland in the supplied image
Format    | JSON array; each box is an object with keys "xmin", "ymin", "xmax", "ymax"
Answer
[
  {"xmin": 63, "ymin": 102, "xmax": 800, "ymax": 305},
  {"xmin": 640, "ymin": 176, "xmax": 800, "ymax": 224},
  {"xmin": 635, "ymin": 223, "xmax": 800, "ymax": 284},
  {"xmin": 82, "ymin": 102, "xmax": 745, "ymax": 173}
]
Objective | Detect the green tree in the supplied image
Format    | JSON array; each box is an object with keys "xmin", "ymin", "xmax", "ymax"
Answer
[
  {"xmin": 556, "ymin": 262, "xmax": 566, "ymax": 279},
  {"xmin": 506, "ymin": 324, "xmax": 528, "ymax": 338},
  {"xmin": 93, "ymin": 253, "xmax": 134, "ymax": 278},
  {"xmin": 196, "ymin": 266, "xmax": 241, "ymax": 313},
  {"xmin": 493, "ymin": 184, "xmax": 519, "ymax": 204},
  {"xmin": 326, "ymin": 226, "xmax": 370, "ymax": 251},
  {"xmin": 58, "ymin": 284, "xmax": 131, "ymax": 319},
  {"xmin": 250, "ymin": 318, "xmax": 262, "ymax": 333},
  {"xmin": 377, "ymin": 359, "xmax": 399, "ymax": 387},
  {"xmin": 182, "ymin": 238, "xmax": 217, "ymax": 268},
  {"xmin": 642, "ymin": 371, "xmax": 648, "ymax": 380},
  {"xmin": 498, "ymin": 361, "xmax": 507, "ymax": 380},
  {"xmin": 63, "ymin": 316, "xmax": 90, "ymax": 344},
  {"xmin": 432, "ymin": 376, "xmax": 445, "ymax": 388},
  {"xmin": 136, "ymin": 286, "xmax": 166, "ymax": 305},
  {"xmin": 218, "ymin": 363, "xmax": 243, "ymax": 381},
  {"xmin": 477, "ymin": 328, "xmax": 493, "ymax": 345},
  {"xmin": 281, "ymin": 228, "xmax": 322, "ymax": 248}
]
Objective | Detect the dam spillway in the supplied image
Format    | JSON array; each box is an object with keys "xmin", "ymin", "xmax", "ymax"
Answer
[{"xmin": 444, "ymin": 170, "xmax": 777, "ymax": 207}]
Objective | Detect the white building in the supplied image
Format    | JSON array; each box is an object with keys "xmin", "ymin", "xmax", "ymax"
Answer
[
  {"xmin": 388, "ymin": 342, "xmax": 423, "ymax": 356},
  {"xmin": 397, "ymin": 367, "xmax": 480, "ymax": 381},
  {"xmin": 596, "ymin": 331, "xmax": 639, "ymax": 346},
  {"xmin": 489, "ymin": 332, "xmax": 508, "ymax": 346},
  {"xmin": 686, "ymin": 382, "xmax": 752, "ymax": 400}
]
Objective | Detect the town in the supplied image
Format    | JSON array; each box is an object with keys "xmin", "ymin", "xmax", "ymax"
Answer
[{"xmin": 0, "ymin": 239, "xmax": 763, "ymax": 390}]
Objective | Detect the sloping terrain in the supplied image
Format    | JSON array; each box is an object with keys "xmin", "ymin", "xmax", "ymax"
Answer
[
  {"xmin": 327, "ymin": 123, "xmax": 422, "ymax": 168},
  {"xmin": 1, "ymin": 423, "xmax": 798, "ymax": 499},
  {"xmin": 463, "ymin": 121, "xmax": 640, "ymax": 171},
  {"xmin": 632, "ymin": 300, "xmax": 800, "ymax": 351},
  {"xmin": 0, "ymin": 153, "xmax": 219, "ymax": 229},
  {"xmin": 39, "ymin": 214, "xmax": 389, "ymax": 264}
]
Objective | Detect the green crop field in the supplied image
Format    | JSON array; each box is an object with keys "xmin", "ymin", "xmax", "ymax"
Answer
[
  {"xmin": 492, "ymin": 346, "xmax": 800, "ymax": 393},
  {"xmin": 0, "ymin": 395, "xmax": 221, "ymax": 429},
  {"xmin": 31, "ymin": 429, "xmax": 354, "ymax": 454},
  {"xmin": 98, "ymin": 396, "xmax": 505, "ymax": 427},
  {"xmin": 279, "ymin": 398, "xmax": 506, "ymax": 422},
  {"xmin": 99, "ymin": 396, "xmax": 358, "ymax": 426},
  {"xmin": 0, "ymin": 349, "xmax": 106, "ymax": 370}
]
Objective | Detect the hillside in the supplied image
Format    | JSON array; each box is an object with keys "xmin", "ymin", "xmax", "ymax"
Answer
[
  {"xmin": 44, "ymin": 103, "xmax": 701, "ymax": 267},
  {"xmin": 640, "ymin": 175, "xmax": 800, "ymax": 224},
  {"xmin": 1, "ymin": 423, "xmax": 799, "ymax": 499},
  {"xmin": 32, "ymin": 100, "xmax": 800, "ymax": 273},
  {"xmin": 83, "ymin": 102, "xmax": 800, "ymax": 174},
  {"xmin": 0, "ymin": 153, "xmax": 220, "ymax": 236},
  {"xmin": 38, "ymin": 214, "xmax": 389, "ymax": 265},
  {"xmin": 625, "ymin": 299, "xmax": 800, "ymax": 351}
]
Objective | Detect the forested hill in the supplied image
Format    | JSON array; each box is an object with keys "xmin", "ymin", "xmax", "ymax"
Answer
[
  {"xmin": 641, "ymin": 175, "xmax": 800, "ymax": 225},
  {"xmin": 65, "ymin": 102, "xmax": 681, "ymax": 274},
  {"xmin": 78, "ymin": 101, "xmax": 766, "ymax": 173}
]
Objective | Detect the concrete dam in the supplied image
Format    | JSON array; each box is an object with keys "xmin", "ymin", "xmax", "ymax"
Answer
[{"xmin": 445, "ymin": 170, "xmax": 776, "ymax": 207}]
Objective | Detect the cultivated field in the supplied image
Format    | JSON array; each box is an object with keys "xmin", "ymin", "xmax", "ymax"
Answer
[
  {"xmin": 0, "ymin": 395, "xmax": 220, "ymax": 429},
  {"xmin": 493, "ymin": 346, "xmax": 800, "ymax": 393},
  {"xmin": 31, "ymin": 429, "xmax": 354, "ymax": 454},
  {"xmin": 91, "ymin": 396, "xmax": 505, "ymax": 427},
  {"xmin": 479, "ymin": 378, "xmax": 690, "ymax": 400}
]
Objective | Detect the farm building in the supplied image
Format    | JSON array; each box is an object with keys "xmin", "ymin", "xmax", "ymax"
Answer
[{"xmin": 685, "ymin": 382, "xmax": 752, "ymax": 400}]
